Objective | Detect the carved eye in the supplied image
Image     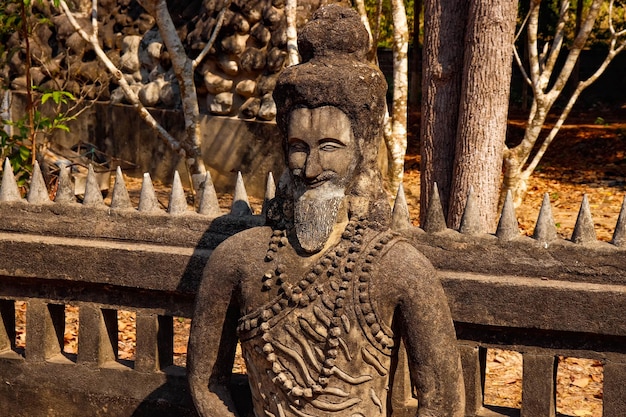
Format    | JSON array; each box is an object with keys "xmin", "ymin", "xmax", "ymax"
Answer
[
  {"xmin": 289, "ymin": 141, "xmax": 308, "ymax": 154},
  {"xmin": 320, "ymin": 141, "xmax": 343, "ymax": 152}
]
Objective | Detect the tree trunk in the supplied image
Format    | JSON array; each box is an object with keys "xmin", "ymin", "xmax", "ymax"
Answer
[
  {"xmin": 286, "ymin": 0, "xmax": 299, "ymax": 66},
  {"xmin": 420, "ymin": 0, "xmax": 468, "ymax": 223},
  {"xmin": 421, "ymin": 0, "xmax": 518, "ymax": 231},
  {"xmin": 409, "ymin": 0, "xmax": 422, "ymax": 106},
  {"xmin": 447, "ymin": 0, "xmax": 517, "ymax": 231},
  {"xmin": 147, "ymin": 0, "xmax": 206, "ymax": 181},
  {"xmin": 385, "ymin": 0, "xmax": 409, "ymax": 197}
]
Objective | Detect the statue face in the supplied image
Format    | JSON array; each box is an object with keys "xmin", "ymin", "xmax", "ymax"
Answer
[
  {"xmin": 287, "ymin": 106, "xmax": 356, "ymax": 190},
  {"xmin": 286, "ymin": 106, "xmax": 357, "ymax": 252}
]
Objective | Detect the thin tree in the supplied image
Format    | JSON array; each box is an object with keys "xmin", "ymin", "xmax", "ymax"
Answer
[
  {"xmin": 355, "ymin": 0, "xmax": 409, "ymax": 197},
  {"xmin": 385, "ymin": 0, "xmax": 409, "ymax": 196},
  {"xmin": 421, "ymin": 0, "xmax": 518, "ymax": 231},
  {"xmin": 285, "ymin": 0, "xmax": 300, "ymax": 66},
  {"xmin": 504, "ymin": 0, "xmax": 626, "ymax": 207},
  {"xmin": 56, "ymin": 0, "xmax": 231, "ymax": 189}
]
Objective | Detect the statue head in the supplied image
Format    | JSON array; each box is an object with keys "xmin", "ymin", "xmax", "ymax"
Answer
[{"xmin": 271, "ymin": 5, "xmax": 390, "ymax": 251}]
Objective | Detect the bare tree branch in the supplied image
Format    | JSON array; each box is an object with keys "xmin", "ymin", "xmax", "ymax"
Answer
[
  {"xmin": 286, "ymin": 0, "xmax": 299, "ymax": 66},
  {"xmin": 58, "ymin": 0, "xmax": 182, "ymax": 153},
  {"xmin": 542, "ymin": 0, "xmax": 569, "ymax": 78},
  {"xmin": 192, "ymin": 2, "xmax": 230, "ymax": 70},
  {"xmin": 504, "ymin": 0, "xmax": 626, "ymax": 206}
]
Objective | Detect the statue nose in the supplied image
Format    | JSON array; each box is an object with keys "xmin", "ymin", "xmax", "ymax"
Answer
[{"xmin": 304, "ymin": 150, "xmax": 323, "ymax": 179}]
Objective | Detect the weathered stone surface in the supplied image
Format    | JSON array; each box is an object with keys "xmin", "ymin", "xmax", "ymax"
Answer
[
  {"xmin": 159, "ymin": 80, "xmax": 180, "ymax": 107},
  {"xmin": 3, "ymin": 0, "xmax": 342, "ymax": 124},
  {"xmin": 217, "ymin": 55, "xmax": 239, "ymax": 76},
  {"xmin": 120, "ymin": 35, "xmax": 142, "ymax": 73},
  {"xmin": 267, "ymin": 47, "xmax": 287, "ymax": 73},
  {"xmin": 240, "ymin": 47, "xmax": 267, "ymax": 73},
  {"xmin": 238, "ymin": 0, "xmax": 265, "ymax": 23},
  {"xmin": 138, "ymin": 80, "xmax": 162, "ymax": 107},
  {"xmin": 239, "ymin": 97, "xmax": 261, "ymax": 119},
  {"xmin": 257, "ymin": 73, "xmax": 280, "ymax": 95},
  {"xmin": 220, "ymin": 33, "xmax": 248, "ymax": 55},
  {"xmin": 188, "ymin": 6, "xmax": 465, "ymax": 417},
  {"xmin": 257, "ymin": 93, "xmax": 277, "ymax": 121},
  {"xmin": 208, "ymin": 92, "xmax": 233, "ymax": 115},
  {"xmin": 235, "ymin": 79, "xmax": 257, "ymax": 97},
  {"xmin": 203, "ymin": 71, "xmax": 233, "ymax": 95},
  {"xmin": 250, "ymin": 22, "xmax": 271, "ymax": 46},
  {"xmin": 65, "ymin": 31, "xmax": 90, "ymax": 58},
  {"xmin": 270, "ymin": 19, "xmax": 288, "ymax": 48},
  {"xmin": 230, "ymin": 12, "xmax": 250, "ymax": 34},
  {"xmin": 263, "ymin": 5, "xmax": 284, "ymax": 27}
]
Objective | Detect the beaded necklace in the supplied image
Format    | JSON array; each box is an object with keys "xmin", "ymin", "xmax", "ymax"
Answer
[{"xmin": 257, "ymin": 218, "xmax": 367, "ymax": 399}]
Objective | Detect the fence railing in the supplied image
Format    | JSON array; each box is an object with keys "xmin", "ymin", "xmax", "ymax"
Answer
[{"xmin": 1, "ymin": 162, "xmax": 625, "ymax": 416}]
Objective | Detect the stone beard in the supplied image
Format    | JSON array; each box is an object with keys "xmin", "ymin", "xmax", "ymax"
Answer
[{"xmin": 292, "ymin": 178, "xmax": 346, "ymax": 253}]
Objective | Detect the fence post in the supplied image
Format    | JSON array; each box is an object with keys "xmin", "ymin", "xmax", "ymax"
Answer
[
  {"xmin": 78, "ymin": 304, "xmax": 118, "ymax": 365},
  {"xmin": 135, "ymin": 311, "xmax": 173, "ymax": 372},
  {"xmin": 25, "ymin": 300, "xmax": 65, "ymax": 362},
  {"xmin": 603, "ymin": 359, "xmax": 626, "ymax": 417},
  {"xmin": 521, "ymin": 353, "xmax": 557, "ymax": 417},
  {"xmin": 0, "ymin": 300, "xmax": 16, "ymax": 353},
  {"xmin": 459, "ymin": 343, "xmax": 487, "ymax": 416}
]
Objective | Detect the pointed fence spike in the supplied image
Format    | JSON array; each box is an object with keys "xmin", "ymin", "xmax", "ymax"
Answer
[
  {"xmin": 495, "ymin": 190, "xmax": 519, "ymax": 241},
  {"xmin": 110, "ymin": 166, "xmax": 133, "ymax": 210},
  {"xmin": 459, "ymin": 187, "xmax": 481, "ymax": 234},
  {"xmin": 533, "ymin": 193, "xmax": 557, "ymax": 244},
  {"xmin": 611, "ymin": 195, "xmax": 626, "ymax": 247},
  {"xmin": 54, "ymin": 163, "xmax": 75, "ymax": 204},
  {"xmin": 422, "ymin": 182, "xmax": 447, "ymax": 233},
  {"xmin": 231, "ymin": 172, "xmax": 252, "ymax": 216},
  {"xmin": 82, "ymin": 164, "xmax": 105, "ymax": 207},
  {"xmin": 198, "ymin": 171, "xmax": 221, "ymax": 217},
  {"xmin": 262, "ymin": 172, "xmax": 276, "ymax": 217},
  {"xmin": 27, "ymin": 161, "xmax": 51, "ymax": 204},
  {"xmin": 391, "ymin": 183, "xmax": 411, "ymax": 231},
  {"xmin": 0, "ymin": 158, "xmax": 22, "ymax": 202},
  {"xmin": 168, "ymin": 171, "xmax": 188, "ymax": 215},
  {"xmin": 138, "ymin": 172, "xmax": 161, "ymax": 212},
  {"xmin": 571, "ymin": 194, "xmax": 597, "ymax": 244}
]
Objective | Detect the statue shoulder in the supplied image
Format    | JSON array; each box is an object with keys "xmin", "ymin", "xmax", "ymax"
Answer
[
  {"xmin": 370, "ymin": 233, "xmax": 439, "ymax": 291},
  {"xmin": 213, "ymin": 226, "xmax": 273, "ymax": 254},
  {"xmin": 205, "ymin": 226, "xmax": 273, "ymax": 276}
]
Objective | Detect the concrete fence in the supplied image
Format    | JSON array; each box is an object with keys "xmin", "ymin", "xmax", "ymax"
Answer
[{"xmin": 0, "ymin": 161, "xmax": 625, "ymax": 416}]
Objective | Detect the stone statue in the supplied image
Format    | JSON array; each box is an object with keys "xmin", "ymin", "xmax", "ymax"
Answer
[{"xmin": 188, "ymin": 5, "xmax": 465, "ymax": 416}]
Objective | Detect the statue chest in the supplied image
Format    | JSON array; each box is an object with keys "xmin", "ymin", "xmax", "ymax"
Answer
[{"xmin": 236, "ymin": 224, "xmax": 402, "ymax": 417}]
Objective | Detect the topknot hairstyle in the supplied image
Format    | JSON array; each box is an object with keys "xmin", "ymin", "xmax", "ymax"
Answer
[{"xmin": 273, "ymin": 5, "xmax": 387, "ymax": 160}]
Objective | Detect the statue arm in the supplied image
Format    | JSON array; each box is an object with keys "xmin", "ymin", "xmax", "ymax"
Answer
[
  {"xmin": 386, "ymin": 243, "xmax": 466, "ymax": 417},
  {"xmin": 188, "ymin": 243, "xmax": 241, "ymax": 417}
]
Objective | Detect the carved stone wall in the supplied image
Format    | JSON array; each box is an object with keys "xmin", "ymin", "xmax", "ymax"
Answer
[{"xmin": 2, "ymin": 0, "xmax": 348, "ymax": 121}]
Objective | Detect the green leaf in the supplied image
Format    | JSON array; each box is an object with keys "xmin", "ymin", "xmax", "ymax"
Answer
[
  {"xmin": 55, "ymin": 123, "xmax": 70, "ymax": 132},
  {"xmin": 19, "ymin": 145, "xmax": 30, "ymax": 161}
]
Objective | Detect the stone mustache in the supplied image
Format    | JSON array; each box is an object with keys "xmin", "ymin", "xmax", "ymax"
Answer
[{"xmin": 188, "ymin": 5, "xmax": 465, "ymax": 417}]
